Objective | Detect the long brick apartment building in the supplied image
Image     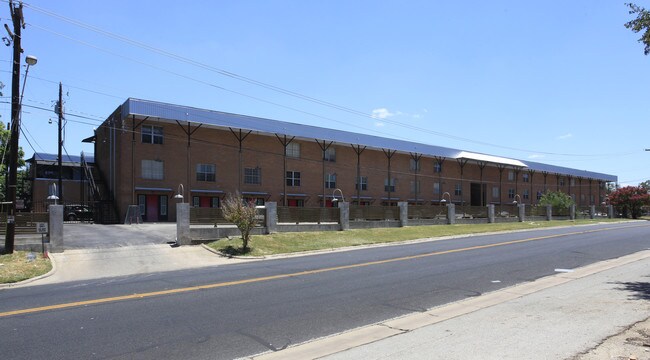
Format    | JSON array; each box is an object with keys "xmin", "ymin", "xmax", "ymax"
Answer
[{"xmin": 90, "ymin": 98, "xmax": 617, "ymax": 222}]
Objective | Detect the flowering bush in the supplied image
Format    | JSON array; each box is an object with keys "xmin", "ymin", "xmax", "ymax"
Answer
[
  {"xmin": 221, "ymin": 192, "xmax": 258, "ymax": 252},
  {"xmin": 608, "ymin": 185, "xmax": 650, "ymax": 219}
]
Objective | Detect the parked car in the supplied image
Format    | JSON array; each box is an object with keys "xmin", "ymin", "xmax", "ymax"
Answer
[{"xmin": 64, "ymin": 204, "xmax": 93, "ymax": 221}]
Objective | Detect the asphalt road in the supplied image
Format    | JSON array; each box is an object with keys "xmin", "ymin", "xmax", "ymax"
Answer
[{"xmin": 1, "ymin": 222, "xmax": 649, "ymax": 359}]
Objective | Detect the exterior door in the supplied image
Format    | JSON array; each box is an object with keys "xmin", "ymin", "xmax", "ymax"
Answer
[{"xmin": 146, "ymin": 195, "xmax": 159, "ymax": 222}]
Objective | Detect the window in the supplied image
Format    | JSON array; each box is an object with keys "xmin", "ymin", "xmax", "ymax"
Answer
[
  {"xmin": 508, "ymin": 188, "xmax": 515, "ymax": 199},
  {"xmin": 434, "ymin": 162, "xmax": 443, "ymax": 173},
  {"xmin": 523, "ymin": 173, "xmax": 529, "ymax": 183},
  {"xmin": 492, "ymin": 187, "xmax": 500, "ymax": 198},
  {"xmin": 384, "ymin": 178, "xmax": 396, "ymax": 192},
  {"xmin": 454, "ymin": 183, "xmax": 462, "ymax": 196},
  {"xmin": 245, "ymin": 197, "xmax": 265, "ymax": 206},
  {"xmin": 141, "ymin": 160, "xmax": 164, "ymax": 180},
  {"xmin": 211, "ymin": 197, "xmax": 220, "ymax": 208},
  {"xmin": 196, "ymin": 164, "xmax": 216, "ymax": 182},
  {"xmin": 410, "ymin": 180, "xmax": 421, "ymax": 193},
  {"xmin": 142, "ymin": 125, "xmax": 163, "ymax": 144},
  {"xmin": 507, "ymin": 171, "xmax": 515, "ymax": 181},
  {"xmin": 325, "ymin": 173, "xmax": 336, "ymax": 189},
  {"xmin": 537, "ymin": 191, "xmax": 543, "ymax": 200},
  {"xmin": 523, "ymin": 189, "xmax": 529, "ymax": 200},
  {"xmin": 355, "ymin": 176, "xmax": 368, "ymax": 191},
  {"xmin": 192, "ymin": 196, "xmax": 200, "ymax": 207},
  {"xmin": 433, "ymin": 182, "xmax": 440, "ymax": 194},
  {"xmin": 410, "ymin": 158, "xmax": 421, "ymax": 171},
  {"xmin": 286, "ymin": 142, "xmax": 300, "ymax": 158},
  {"xmin": 160, "ymin": 195, "xmax": 167, "ymax": 216},
  {"xmin": 559, "ymin": 177, "xmax": 565, "ymax": 186},
  {"xmin": 570, "ymin": 178, "xmax": 576, "ymax": 187},
  {"xmin": 244, "ymin": 167, "xmax": 261, "ymax": 185},
  {"xmin": 324, "ymin": 147, "xmax": 336, "ymax": 162},
  {"xmin": 138, "ymin": 195, "xmax": 146, "ymax": 216},
  {"xmin": 286, "ymin": 171, "xmax": 301, "ymax": 187}
]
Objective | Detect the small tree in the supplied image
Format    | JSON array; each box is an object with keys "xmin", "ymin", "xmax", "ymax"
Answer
[
  {"xmin": 625, "ymin": 3, "xmax": 650, "ymax": 55},
  {"xmin": 221, "ymin": 191, "xmax": 258, "ymax": 252},
  {"xmin": 538, "ymin": 190, "xmax": 574, "ymax": 210},
  {"xmin": 608, "ymin": 185, "xmax": 650, "ymax": 219}
]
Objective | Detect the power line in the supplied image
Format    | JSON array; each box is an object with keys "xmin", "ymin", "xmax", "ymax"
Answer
[{"xmin": 18, "ymin": 2, "xmax": 633, "ymax": 159}]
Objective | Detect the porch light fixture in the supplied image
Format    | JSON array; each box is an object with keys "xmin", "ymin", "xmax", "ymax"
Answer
[
  {"xmin": 332, "ymin": 188, "xmax": 344, "ymax": 203},
  {"xmin": 440, "ymin": 192, "xmax": 451, "ymax": 204},
  {"xmin": 512, "ymin": 194, "xmax": 521, "ymax": 205},
  {"xmin": 47, "ymin": 183, "xmax": 59, "ymax": 205},
  {"xmin": 174, "ymin": 184, "xmax": 185, "ymax": 202}
]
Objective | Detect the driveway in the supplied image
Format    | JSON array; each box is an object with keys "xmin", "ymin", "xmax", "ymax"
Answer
[{"xmin": 63, "ymin": 223, "xmax": 177, "ymax": 249}]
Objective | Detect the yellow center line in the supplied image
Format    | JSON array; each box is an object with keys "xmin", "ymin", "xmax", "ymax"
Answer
[{"xmin": 1, "ymin": 223, "xmax": 646, "ymax": 318}]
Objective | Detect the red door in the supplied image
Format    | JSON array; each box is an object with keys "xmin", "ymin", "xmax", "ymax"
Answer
[
  {"xmin": 200, "ymin": 196, "xmax": 211, "ymax": 208},
  {"xmin": 146, "ymin": 195, "xmax": 158, "ymax": 222}
]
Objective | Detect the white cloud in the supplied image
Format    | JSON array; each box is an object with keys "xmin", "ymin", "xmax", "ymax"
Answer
[
  {"xmin": 371, "ymin": 108, "xmax": 395, "ymax": 119},
  {"xmin": 556, "ymin": 133, "xmax": 573, "ymax": 140}
]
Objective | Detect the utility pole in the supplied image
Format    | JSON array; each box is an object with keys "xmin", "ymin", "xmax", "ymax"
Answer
[
  {"xmin": 57, "ymin": 82, "xmax": 63, "ymax": 203},
  {"xmin": 4, "ymin": 0, "xmax": 23, "ymax": 254}
]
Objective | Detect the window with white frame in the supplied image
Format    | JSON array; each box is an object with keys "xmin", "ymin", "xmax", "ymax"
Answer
[
  {"xmin": 325, "ymin": 173, "xmax": 336, "ymax": 189},
  {"xmin": 160, "ymin": 195, "xmax": 167, "ymax": 216},
  {"xmin": 434, "ymin": 162, "xmax": 442, "ymax": 173},
  {"xmin": 455, "ymin": 183, "xmax": 462, "ymax": 196},
  {"xmin": 523, "ymin": 173, "xmax": 530, "ymax": 183},
  {"xmin": 508, "ymin": 170, "xmax": 515, "ymax": 181},
  {"xmin": 523, "ymin": 189, "xmax": 529, "ymax": 199},
  {"xmin": 286, "ymin": 171, "xmax": 301, "ymax": 187},
  {"xmin": 324, "ymin": 147, "xmax": 336, "ymax": 162},
  {"xmin": 211, "ymin": 197, "xmax": 220, "ymax": 208},
  {"xmin": 409, "ymin": 158, "xmax": 421, "ymax": 171},
  {"xmin": 508, "ymin": 188, "xmax": 515, "ymax": 199},
  {"xmin": 141, "ymin": 125, "xmax": 163, "ymax": 144},
  {"xmin": 492, "ymin": 186, "xmax": 500, "ymax": 198},
  {"xmin": 433, "ymin": 182, "xmax": 440, "ymax": 194},
  {"xmin": 244, "ymin": 167, "xmax": 262, "ymax": 185},
  {"xmin": 384, "ymin": 178, "xmax": 396, "ymax": 192},
  {"xmin": 355, "ymin": 176, "xmax": 367, "ymax": 191},
  {"xmin": 286, "ymin": 142, "xmax": 300, "ymax": 158},
  {"xmin": 410, "ymin": 180, "xmax": 421, "ymax": 193},
  {"xmin": 141, "ymin": 159, "xmax": 164, "ymax": 180},
  {"xmin": 196, "ymin": 164, "xmax": 216, "ymax": 182}
]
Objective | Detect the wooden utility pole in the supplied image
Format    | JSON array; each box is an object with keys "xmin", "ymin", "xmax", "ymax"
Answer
[
  {"xmin": 4, "ymin": 0, "xmax": 23, "ymax": 254},
  {"xmin": 57, "ymin": 82, "xmax": 63, "ymax": 203}
]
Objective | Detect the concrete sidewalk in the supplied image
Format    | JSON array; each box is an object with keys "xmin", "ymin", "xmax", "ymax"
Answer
[{"xmin": 251, "ymin": 250, "xmax": 650, "ymax": 360}]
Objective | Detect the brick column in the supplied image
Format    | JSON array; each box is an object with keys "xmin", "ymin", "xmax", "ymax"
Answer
[
  {"xmin": 48, "ymin": 205, "xmax": 64, "ymax": 253},
  {"xmin": 176, "ymin": 202, "xmax": 191, "ymax": 245}
]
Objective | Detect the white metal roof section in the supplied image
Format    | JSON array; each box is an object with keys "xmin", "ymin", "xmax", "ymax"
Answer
[{"xmin": 456, "ymin": 151, "xmax": 527, "ymax": 168}]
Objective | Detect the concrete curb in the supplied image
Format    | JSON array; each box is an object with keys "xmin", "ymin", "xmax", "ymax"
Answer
[
  {"xmin": 249, "ymin": 249, "xmax": 650, "ymax": 360},
  {"xmin": 0, "ymin": 251, "xmax": 58, "ymax": 290}
]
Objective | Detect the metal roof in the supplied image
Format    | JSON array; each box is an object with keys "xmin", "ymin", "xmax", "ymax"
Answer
[
  {"xmin": 119, "ymin": 98, "xmax": 617, "ymax": 182},
  {"xmin": 30, "ymin": 152, "xmax": 94, "ymax": 164}
]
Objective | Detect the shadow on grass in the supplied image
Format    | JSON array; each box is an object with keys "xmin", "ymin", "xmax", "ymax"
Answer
[
  {"xmin": 614, "ymin": 278, "xmax": 650, "ymax": 301},
  {"xmin": 219, "ymin": 245, "xmax": 252, "ymax": 257}
]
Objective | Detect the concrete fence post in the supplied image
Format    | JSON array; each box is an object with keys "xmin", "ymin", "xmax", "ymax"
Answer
[
  {"xmin": 48, "ymin": 205, "xmax": 64, "ymax": 253},
  {"xmin": 265, "ymin": 202, "xmax": 277, "ymax": 234},
  {"xmin": 589, "ymin": 205, "xmax": 596, "ymax": 220},
  {"xmin": 570, "ymin": 204, "xmax": 576, "ymax": 220},
  {"xmin": 338, "ymin": 201, "xmax": 350, "ymax": 231},
  {"xmin": 398, "ymin": 202, "xmax": 408, "ymax": 227},
  {"xmin": 487, "ymin": 204, "xmax": 495, "ymax": 224},
  {"xmin": 176, "ymin": 202, "xmax": 191, "ymax": 245},
  {"xmin": 607, "ymin": 205, "xmax": 614, "ymax": 219},
  {"xmin": 518, "ymin": 204, "xmax": 525, "ymax": 222},
  {"xmin": 546, "ymin": 205, "xmax": 552, "ymax": 221},
  {"xmin": 447, "ymin": 203, "xmax": 456, "ymax": 225}
]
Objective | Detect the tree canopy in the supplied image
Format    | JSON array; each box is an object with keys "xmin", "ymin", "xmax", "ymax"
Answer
[
  {"xmin": 625, "ymin": 3, "xmax": 650, "ymax": 55},
  {"xmin": 608, "ymin": 185, "xmax": 650, "ymax": 219}
]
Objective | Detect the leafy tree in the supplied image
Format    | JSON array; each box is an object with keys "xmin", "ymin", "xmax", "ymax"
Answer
[
  {"xmin": 608, "ymin": 185, "xmax": 650, "ymax": 219},
  {"xmin": 221, "ymin": 191, "xmax": 258, "ymax": 252},
  {"xmin": 0, "ymin": 122, "xmax": 25, "ymax": 202},
  {"xmin": 538, "ymin": 190, "xmax": 575, "ymax": 210},
  {"xmin": 625, "ymin": 3, "xmax": 650, "ymax": 54}
]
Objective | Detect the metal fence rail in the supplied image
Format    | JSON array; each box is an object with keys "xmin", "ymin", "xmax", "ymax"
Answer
[
  {"xmin": 277, "ymin": 207, "xmax": 339, "ymax": 224},
  {"xmin": 407, "ymin": 205, "xmax": 447, "ymax": 219},
  {"xmin": 350, "ymin": 206, "xmax": 399, "ymax": 221},
  {"xmin": 190, "ymin": 207, "xmax": 230, "ymax": 225},
  {"xmin": 525, "ymin": 205, "xmax": 547, "ymax": 217},
  {"xmin": 495, "ymin": 205, "xmax": 519, "ymax": 218},
  {"xmin": 456, "ymin": 205, "xmax": 488, "ymax": 219},
  {"xmin": 0, "ymin": 212, "xmax": 49, "ymax": 235}
]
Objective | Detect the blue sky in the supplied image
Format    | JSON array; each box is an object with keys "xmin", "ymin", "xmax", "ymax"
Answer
[{"xmin": 2, "ymin": 1, "xmax": 649, "ymax": 186}]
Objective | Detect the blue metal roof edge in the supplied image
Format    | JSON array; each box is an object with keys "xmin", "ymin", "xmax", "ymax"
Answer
[{"xmin": 119, "ymin": 98, "xmax": 617, "ymax": 182}]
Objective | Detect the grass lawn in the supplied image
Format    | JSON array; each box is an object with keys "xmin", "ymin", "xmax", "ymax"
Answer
[
  {"xmin": 0, "ymin": 251, "xmax": 52, "ymax": 284},
  {"xmin": 208, "ymin": 218, "xmax": 633, "ymax": 257}
]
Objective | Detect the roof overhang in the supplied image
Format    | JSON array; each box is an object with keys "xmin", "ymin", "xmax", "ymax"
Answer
[{"xmin": 455, "ymin": 151, "xmax": 527, "ymax": 168}]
